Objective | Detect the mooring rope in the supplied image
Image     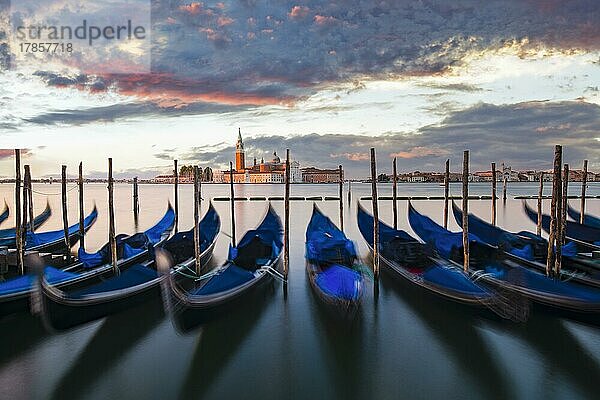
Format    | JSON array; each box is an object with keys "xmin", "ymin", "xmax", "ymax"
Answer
[{"xmin": 31, "ymin": 185, "xmax": 79, "ymax": 196}]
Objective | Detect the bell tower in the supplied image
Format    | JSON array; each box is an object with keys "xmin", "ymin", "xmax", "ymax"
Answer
[{"xmin": 235, "ymin": 128, "xmax": 245, "ymax": 171}]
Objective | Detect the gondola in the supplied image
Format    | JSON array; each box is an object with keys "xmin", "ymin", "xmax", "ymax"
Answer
[
  {"xmin": 357, "ymin": 203, "xmax": 498, "ymax": 309},
  {"xmin": 0, "ymin": 201, "xmax": 52, "ymax": 246},
  {"xmin": 451, "ymin": 201, "xmax": 600, "ymax": 288},
  {"xmin": 523, "ymin": 201, "xmax": 600, "ymax": 247},
  {"xmin": 408, "ymin": 202, "xmax": 600, "ymax": 325},
  {"xmin": 162, "ymin": 204, "xmax": 281, "ymax": 332},
  {"xmin": 305, "ymin": 205, "xmax": 363, "ymax": 315},
  {"xmin": 567, "ymin": 204, "xmax": 600, "ymax": 229},
  {"xmin": 37, "ymin": 203, "xmax": 219, "ymax": 331},
  {"xmin": 0, "ymin": 204, "xmax": 173, "ymax": 318},
  {"xmin": 24, "ymin": 206, "xmax": 98, "ymax": 253},
  {"xmin": 0, "ymin": 202, "xmax": 8, "ymax": 225}
]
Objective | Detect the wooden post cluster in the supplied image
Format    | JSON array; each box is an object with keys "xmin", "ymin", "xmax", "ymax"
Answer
[
  {"xmin": 284, "ymin": 149, "xmax": 290, "ymax": 283},
  {"xmin": 443, "ymin": 159, "xmax": 449, "ymax": 229},
  {"xmin": 462, "ymin": 151, "xmax": 469, "ymax": 273},
  {"xmin": 174, "ymin": 160, "xmax": 179, "ymax": 233},
  {"xmin": 15, "ymin": 150, "xmax": 23, "ymax": 274},
  {"xmin": 392, "ymin": 157, "xmax": 398, "ymax": 230},
  {"xmin": 338, "ymin": 165, "xmax": 344, "ymax": 231},
  {"xmin": 78, "ymin": 162, "xmax": 85, "ymax": 251},
  {"xmin": 546, "ymin": 145, "xmax": 562, "ymax": 276},
  {"xmin": 61, "ymin": 165, "xmax": 71, "ymax": 263},
  {"xmin": 108, "ymin": 158, "xmax": 118, "ymax": 275},
  {"xmin": 491, "ymin": 162, "xmax": 496, "ymax": 226},
  {"xmin": 193, "ymin": 166, "xmax": 201, "ymax": 275},
  {"xmin": 229, "ymin": 161, "xmax": 236, "ymax": 247},
  {"xmin": 133, "ymin": 176, "xmax": 139, "ymax": 226},
  {"xmin": 580, "ymin": 159, "xmax": 588, "ymax": 224},
  {"xmin": 370, "ymin": 148, "xmax": 380, "ymax": 284},
  {"xmin": 537, "ymin": 173, "xmax": 544, "ymax": 236}
]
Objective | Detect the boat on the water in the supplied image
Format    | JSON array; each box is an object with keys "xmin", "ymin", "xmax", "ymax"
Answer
[
  {"xmin": 0, "ymin": 201, "xmax": 52, "ymax": 247},
  {"xmin": 0, "ymin": 205, "xmax": 170, "ymax": 318},
  {"xmin": 0, "ymin": 202, "xmax": 8, "ymax": 225},
  {"xmin": 451, "ymin": 201, "xmax": 600, "ymax": 288},
  {"xmin": 567, "ymin": 204, "xmax": 600, "ymax": 230},
  {"xmin": 408, "ymin": 201, "xmax": 600, "ymax": 326},
  {"xmin": 24, "ymin": 206, "xmax": 98, "ymax": 254},
  {"xmin": 306, "ymin": 205, "xmax": 363, "ymax": 316},
  {"xmin": 523, "ymin": 201, "xmax": 600, "ymax": 248},
  {"xmin": 161, "ymin": 204, "xmax": 281, "ymax": 332},
  {"xmin": 36, "ymin": 203, "xmax": 219, "ymax": 331},
  {"xmin": 357, "ymin": 203, "xmax": 498, "ymax": 310}
]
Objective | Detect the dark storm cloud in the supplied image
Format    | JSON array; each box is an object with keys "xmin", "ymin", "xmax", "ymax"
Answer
[
  {"xmin": 173, "ymin": 100, "xmax": 600, "ymax": 177},
  {"xmin": 139, "ymin": 0, "xmax": 600, "ymax": 104},
  {"xmin": 25, "ymin": 101, "xmax": 252, "ymax": 125},
  {"xmin": 23, "ymin": 0, "xmax": 600, "ymax": 109}
]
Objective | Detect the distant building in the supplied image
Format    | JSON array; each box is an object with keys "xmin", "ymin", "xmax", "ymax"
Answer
[
  {"xmin": 222, "ymin": 129, "xmax": 301, "ymax": 183},
  {"xmin": 301, "ymin": 167, "xmax": 341, "ymax": 183}
]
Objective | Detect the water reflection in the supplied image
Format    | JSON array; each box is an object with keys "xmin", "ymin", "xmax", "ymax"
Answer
[
  {"xmin": 177, "ymin": 281, "xmax": 275, "ymax": 400},
  {"xmin": 49, "ymin": 299, "xmax": 165, "ymax": 400}
]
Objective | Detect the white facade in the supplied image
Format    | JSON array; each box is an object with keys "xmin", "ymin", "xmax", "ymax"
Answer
[{"xmin": 290, "ymin": 161, "xmax": 302, "ymax": 183}]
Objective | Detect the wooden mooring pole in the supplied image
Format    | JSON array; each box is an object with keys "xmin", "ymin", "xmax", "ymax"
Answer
[
  {"xmin": 61, "ymin": 165, "xmax": 71, "ymax": 263},
  {"xmin": 502, "ymin": 176, "xmax": 507, "ymax": 202},
  {"xmin": 229, "ymin": 162, "xmax": 236, "ymax": 247},
  {"xmin": 491, "ymin": 162, "xmax": 496, "ymax": 226},
  {"xmin": 108, "ymin": 158, "xmax": 118, "ymax": 275},
  {"xmin": 25, "ymin": 165, "xmax": 34, "ymax": 232},
  {"xmin": 537, "ymin": 173, "xmax": 544, "ymax": 236},
  {"xmin": 580, "ymin": 159, "xmax": 588, "ymax": 224},
  {"xmin": 370, "ymin": 148, "xmax": 380, "ymax": 286},
  {"xmin": 443, "ymin": 159, "xmax": 449, "ymax": 229},
  {"xmin": 174, "ymin": 160, "xmax": 179, "ymax": 233},
  {"xmin": 546, "ymin": 145, "xmax": 562, "ymax": 276},
  {"xmin": 284, "ymin": 150, "xmax": 290, "ymax": 284},
  {"xmin": 462, "ymin": 151, "xmax": 469, "ymax": 273},
  {"xmin": 193, "ymin": 166, "xmax": 201, "ymax": 275},
  {"xmin": 557, "ymin": 164, "xmax": 569, "ymax": 275},
  {"xmin": 78, "ymin": 162, "xmax": 85, "ymax": 251},
  {"xmin": 348, "ymin": 181, "xmax": 352, "ymax": 204},
  {"xmin": 392, "ymin": 157, "xmax": 398, "ymax": 230},
  {"xmin": 133, "ymin": 176, "xmax": 139, "ymax": 227},
  {"xmin": 15, "ymin": 150, "xmax": 23, "ymax": 274},
  {"xmin": 338, "ymin": 165, "xmax": 344, "ymax": 231},
  {"xmin": 22, "ymin": 166, "xmax": 30, "ymax": 233}
]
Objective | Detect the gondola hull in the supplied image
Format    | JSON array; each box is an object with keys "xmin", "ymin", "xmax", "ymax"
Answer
[
  {"xmin": 167, "ymin": 264, "xmax": 275, "ymax": 332},
  {"xmin": 39, "ymin": 242, "xmax": 216, "ymax": 331},
  {"xmin": 409, "ymin": 202, "xmax": 600, "ymax": 326}
]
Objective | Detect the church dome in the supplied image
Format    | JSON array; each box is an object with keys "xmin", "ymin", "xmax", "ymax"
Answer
[{"xmin": 272, "ymin": 151, "xmax": 280, "ymax": 163}]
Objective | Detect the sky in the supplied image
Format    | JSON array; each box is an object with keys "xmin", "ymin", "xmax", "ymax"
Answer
[{"xmin": 0, "ymin": 0, "xmax": 599, "ymax": 178}]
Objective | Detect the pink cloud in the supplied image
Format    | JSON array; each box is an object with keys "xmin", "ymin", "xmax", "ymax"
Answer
[
  {"xmin": 314, "ymin": 15, "xmax": 338, "ymax": 26},
  {"xmin": 288, "ymin": 6, "xmax": 310, "ymax": 20},
  {"xmin": 217, "ymin": 16, "xmax": 234, "ymax": 27},
  {"xmin": 0, "ymin": 149, "xmax": 30, "ymax": 159},
  {"xmin": 179, "ymin": 2, "xmax": 213, "ymax": 16},
  {"xmin": 391, "ymin": 147, "xmax": 449, "ymax": 159},
  {"xmin": 330, "ymin": 152, "xmax": 370, "ymax": 161}
]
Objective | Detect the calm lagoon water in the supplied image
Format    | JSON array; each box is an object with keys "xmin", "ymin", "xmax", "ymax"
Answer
[{"xmin": 0, "ymin": 182, "xmax": 599, "ymax": 400}]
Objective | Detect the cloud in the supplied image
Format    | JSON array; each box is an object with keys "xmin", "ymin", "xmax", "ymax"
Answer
[
  {"xmin": 25, "ymin": 101, "xmax": 252, "ymax": 126},
  {"xmin": 391, "ymin": 147, "xmax": 450, "ymax": 159},
  {"xmin": 18, "ymin": 1, "xmax": 600, "ymax": 109},
  {"xmin": 0, "ymin": 149, "xmax": 30, "ymax": 159},
  {"xmin": 172, "ymin": 100, "xmax": 600, "ymax": 177},
  {"xmin": 288, "ymin": 6, "xmax": 310, "ymax": 20}
]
